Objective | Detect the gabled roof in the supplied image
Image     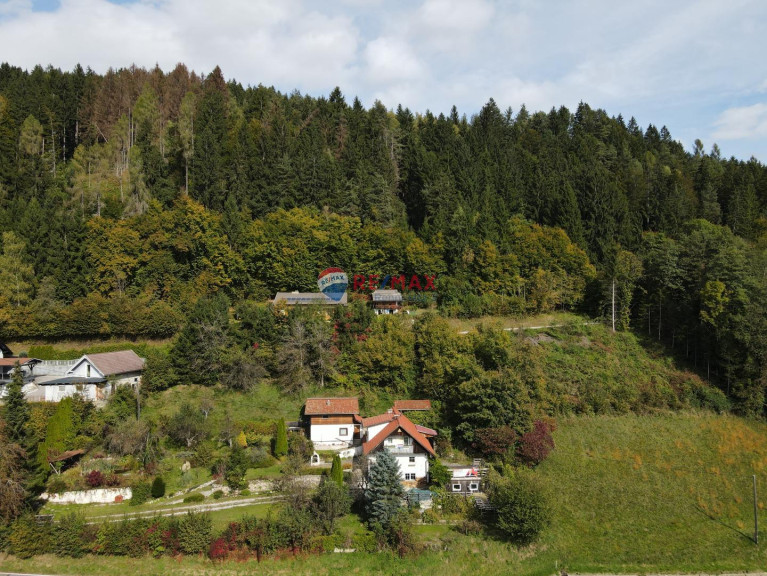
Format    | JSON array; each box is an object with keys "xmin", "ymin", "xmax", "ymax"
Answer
[
  {"xmin": 393, "ymin": 400, "xmax": 432, "ymax": 411},
  {"xmin": 362, "ymin": 413, "xmax": 436, "ymax": 457},
  {"xmin": 68, "ymin": 350, "xmax": 144, "ymax": 378},
  {"xmin": 305, "ymin": 397, "xmax": 359, "ymax": 415},
  {"xmin": 361, "ymin": 411, "xmax": 399, "ymax": 428}
]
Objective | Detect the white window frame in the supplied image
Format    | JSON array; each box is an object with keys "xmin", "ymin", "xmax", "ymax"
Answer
[
  {"xmin": 469, "ymin": 482, "xmax": 479, "ymax": 492},
  {"xmin": 339, "ymin": 427, "xmax": 348, "ymax": 436},
  {"xmin": 452, "ymin": 483, "xmax": 462, "ymax": 492}
]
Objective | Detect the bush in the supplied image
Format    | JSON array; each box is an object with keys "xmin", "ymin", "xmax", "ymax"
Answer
[
  {"xmin": 474, "ymin": 426, "xmax": 518, "ymax": 459},
  {"xmin": 208, "ymin": 536, "xmax": 230, "ymax": 561},
  {"xmin": 212, "ymin": 490, "xmax": 224, "ymax": 499},
  {"xmin": 8, "ymin": 515, "xmax": 53, "ymax": 558},
  {"xmin": 54, "ymin": 513, "xmax": 87, "ymax": 557},
  {"xmin": 86, "ymin": 470, "xmax": 105, "ymax": 488},
  {"xmin": 130, "ymin": 481, "xmax": 151, "ymax": 506},
  {"xmin": 240, "ymin": 489, "xmax": 251, "ymax": 496},
  {"xmin": 47, "ymin": 476, "xmax": 68, "ymax": 494},
  {"xmin": 183, "ymin": 492, "xmax": 205, "ymax": 503},
  {"xmin": 151, "ymin": 476, "xmax": 166, "ymax": 498},
  {"xmin": 488, "ymin": 469, "xmax": 551, "ymax": 545},
  {"xmin": 429, "ymin": 458, "xmax": 452, "ymax": 487},
  {"xmin": 517, "ymin": 420, "xmax": 556, "ymax": 466},
  {"xmin": 178, "ymin": 512, "xmax": 212, "ymax": 554}
]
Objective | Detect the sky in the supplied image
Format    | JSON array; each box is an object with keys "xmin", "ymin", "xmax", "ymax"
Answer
[{"xmin": 1, "ymin": 0, "xmax": 766, "ymax": 161}]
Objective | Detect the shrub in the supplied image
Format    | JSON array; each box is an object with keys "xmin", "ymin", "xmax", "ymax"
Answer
[
  {"xmin": 240, "ymin": 489, "xmax": 251, "ymax": 496},
  {"xmin": 429, "ymin": 458, "xmax": 452, "ymax": 487},
  {"xmin": 178, "ymin": 512, "xmax": 212, "ymax": 554},
  {"xmin": 488, "ymin": 469, "xmax": 551, "ymax": 545},
  {"xmin": 8, "ymin": 515, "xmax": 53, "ymax": 558},
  {"xmin": 209, "ymin": 536, "xmax": 230, "ymax": 561},
  {"xmin": 86, "ymin": 470, "xmax": 105, "ymax": 488},
  {"xmin": 213, "ymin": 489, "xmax": 224, "ymax": 499},
  {"xmin": 130, "ymin": 481, "xmax": 151, "ymax": 506},
  {"xmin": 47, "ymin": 476, "xmax": 68, "ymax": 494},
  {"xmin": 151, "ymin": 477, "xmax": 166, "ymax": 498},
  {"xmin": 351, "ymin": 531, "xmax": 378, "ymax": 553},
  {"xmin": 183, "ymin": 492, "xmax": 205, "ymax": 503},
  {"xmin": 104, "ymin": 473, "xmax": 121, "ymax": 487},
  {"xmin": 517, "ymin": 420, "xmax": 556, "ymax": 466},
  {"xmin": 456, "ymin": 518, "xmax": 483, "ymax": 535},
  {"xmin": 54, "ymin": 513, "xmax": 87, "ymax": 557}
]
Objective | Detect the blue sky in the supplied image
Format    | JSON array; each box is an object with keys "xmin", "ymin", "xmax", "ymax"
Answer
[{"xmin": 1, "ymin": 0, "xmax": 766, "ymax": 161}]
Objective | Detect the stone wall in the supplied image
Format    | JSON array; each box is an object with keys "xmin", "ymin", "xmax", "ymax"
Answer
[{"xmin": 42, "ymin": 487, "xmax": 133, "ymax": 504}]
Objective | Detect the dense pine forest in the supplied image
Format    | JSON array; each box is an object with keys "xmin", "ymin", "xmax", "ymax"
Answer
[{"xmin": 1, "ymin": 62, "xmax": 767, "ymax": 416}]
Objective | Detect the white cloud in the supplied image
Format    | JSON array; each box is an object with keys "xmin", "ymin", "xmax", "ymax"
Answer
[
  {"xmin": 712, "ymin": 103, "xmax": 767, "ymax": 140},
  {"xmin": 1, "ymin": 0, "xmax": 767, "ymax": 159},
  {"xmin": 363, "ymin": 36, "xmax": 423, "ymax": 84}
]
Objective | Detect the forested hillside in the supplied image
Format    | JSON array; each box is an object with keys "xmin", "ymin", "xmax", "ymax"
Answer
[{"xmin": 1, "ymin": 62, "xmax": 767, "ymax": 415}]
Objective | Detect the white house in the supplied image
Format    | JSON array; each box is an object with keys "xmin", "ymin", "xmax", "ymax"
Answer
[
  {"xmin": 304, "ymin": 397, "xmax": 361, "ymax": 448},
  {"xmin": 362, "ymin": 412, "xmax": 436, "ymax": 485},
  {"xmin": 36, "ymin": 350, "xmax": 144, "ymax": 403}
]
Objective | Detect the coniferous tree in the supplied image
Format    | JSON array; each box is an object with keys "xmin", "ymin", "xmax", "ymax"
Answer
[
  {"xmin": 365, "ymin": 449, "xmax": 404, "ymax": 528},
  {"xmin": 330, "ymin": 454, "xmax": 343, "ymax": 486},
  {"xmin": 3, "ymin": 364, "xmax": 29, "ymax": 445},
  {"xmin": 274, "ymin": 417, "xmax": 288, "ymax": 458}
]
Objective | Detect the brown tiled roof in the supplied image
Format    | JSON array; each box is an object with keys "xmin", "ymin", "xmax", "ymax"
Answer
[
  {"xmin": 416, "ymin": 425, "xmax": 438, "ymax": 437},
  {"xmin": 361, "ymin": 411, "xmax": 398, "ymax": 427},
  {"xmin": 362, "ymin": 413, "xmax": 436, "ymax": 457},
  {"xmin": 86, "ymin": 350, "xmax": 144, "ymax": 376},
  {"xmin": 305, "ymin": 397, "xmax": 359, "ymax": 415},
  {"xmin": 393, "ymin": 400, "xmax": 432, "ymax": 411},
  {"xmin": 0, "ymin": 358, "xmax": 39, "ymax": 367}
]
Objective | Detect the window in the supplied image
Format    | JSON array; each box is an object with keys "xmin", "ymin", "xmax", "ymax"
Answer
[
  {"xmin": 86, "ymin": 364, "xmax": 91, "ymax": 377},
  {"xmin": 339, "ymin": 427, "xmax": 348, "ymax": 436},
  {"xmin": 404, "ymin": 437, "xmax": 412, "ymax": 446},
  {"xmin": 452, "ymin": 484, "xmax": 462, "ymax": 492},
  {"xmin": 404, "ymin": 473, "xmax": 416, "ymax": 480},
  {"xmin": 58, "ymin": 385, "xmax": 65, "ymax": 392},
  {"xmin": 469, "ymin": 482, "xmax": 479, "ymax": 492},
  {"xmin": 408, "ymin": 456, "xmax": 415, "ymax": 466}
]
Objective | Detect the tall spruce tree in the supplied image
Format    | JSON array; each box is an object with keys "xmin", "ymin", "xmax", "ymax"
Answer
[
  {"xmin": 365, "ymin": 449, "xmax": 404, "ymax": 528},
  {"xmin": 3, "ymin": 364, "xmax": 29, "ymax": 444}
]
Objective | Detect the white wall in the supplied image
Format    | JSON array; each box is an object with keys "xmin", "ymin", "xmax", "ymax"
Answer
[
  {"xmin": 44, "ymin": 383, "xmax": 100, "ymax": 402},
  {"xmin": 42, "ymin": 487, "xmax": 132, "ymax": 504},
  {"xmin": 394, "ymin": 453, "xmax": 429, "ymax": 480},
  {"xmin": 311, "ymin": 423, "xmax": 353, "ymax": 445}
]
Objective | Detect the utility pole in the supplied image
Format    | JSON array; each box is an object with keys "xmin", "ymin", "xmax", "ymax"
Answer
[
  {"xmin": 611, "ymin": 279, "xmax": 616, "ymax": 332},
  {"xmin": 753, "ymin": 475, "xmax": 759, "ymax": 544}
]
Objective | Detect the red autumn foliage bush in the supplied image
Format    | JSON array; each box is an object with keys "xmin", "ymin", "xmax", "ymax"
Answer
[
  {"xmin": 517, "ymin": 420, "xmax": 556, "ymax": 466},
  {"xmin": 86, "ymin": 470, "xmax": 105, "ymax": 487},
  {"xmin": 209, "ymin": 537, "xmax": 230, "ymax": 561}
]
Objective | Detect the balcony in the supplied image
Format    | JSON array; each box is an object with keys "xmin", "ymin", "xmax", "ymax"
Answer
[{"xmin": 384, "ymin": 445, "xmax": 415, "ymax": 455}]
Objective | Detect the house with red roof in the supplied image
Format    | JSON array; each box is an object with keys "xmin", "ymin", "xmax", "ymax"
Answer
[
  {"xmin": 361, "ymin": 410, "xmax": 436, "ymax": 485},
  {"xmin": 304, "ymin": 397, "xmax": 361, "ymax": 448}
]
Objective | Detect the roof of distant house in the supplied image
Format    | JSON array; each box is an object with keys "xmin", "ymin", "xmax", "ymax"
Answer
[
  {"xmin": 305, "ymin": 397, "xmax": 360, "ymax": 415},
  {"xmin": 371, "ymin": 289, "xmax": 403, "ymax": 302},
  {"xmin": 273, "ymin": 292, "xmax": 348, "ymax": 305},
  {"xmin": 362, "ymin": 413, "xmax": 436, "ymax": 457},
  {"xmin": 68, "ymin": 350, "xmax": 144, "ymax": 378},
  {"xmin": 0, "ymin": 357, "xmax": 41, "ymax": 367},
  {"xmin": 393, "ymin": 400, "xmax": 432, "ymax": 411}
]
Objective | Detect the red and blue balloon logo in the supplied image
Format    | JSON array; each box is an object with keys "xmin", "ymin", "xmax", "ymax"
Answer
[{"xmin": 317, "ymin": 268, "xmax": 348, "ymax": 302}]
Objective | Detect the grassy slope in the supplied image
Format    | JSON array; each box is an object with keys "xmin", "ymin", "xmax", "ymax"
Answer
[{"xmin": 536, "ymin": 412, "xmax": 767, "ymax": 573}]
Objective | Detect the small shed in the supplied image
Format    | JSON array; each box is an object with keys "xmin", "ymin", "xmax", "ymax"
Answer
[{"xmin": 371, "ymin": 289, "xmax": 403, "ymax": 315}]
